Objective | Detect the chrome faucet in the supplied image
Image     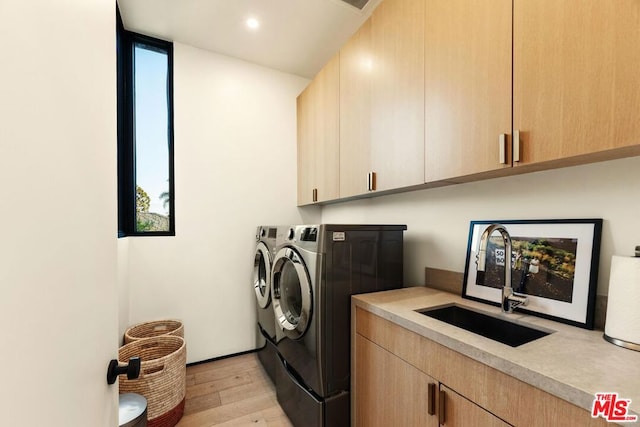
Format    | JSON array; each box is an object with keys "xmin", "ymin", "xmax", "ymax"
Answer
[{"xmin": 475, "ymin": 223, "xmax": 529, "ymax": 313}]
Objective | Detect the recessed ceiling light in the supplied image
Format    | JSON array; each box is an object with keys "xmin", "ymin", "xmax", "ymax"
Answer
[{"xmin": 246, "ymin": 17, "xmax": 260, "ymax": 30}]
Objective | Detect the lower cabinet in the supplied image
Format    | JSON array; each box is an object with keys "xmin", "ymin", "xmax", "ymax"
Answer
[
  {"xmin": 354, "ymin": 333, "xmax": 508, "ymax": 426},
  {"xmin": 353, "ymin": 307, "xmax": 609, "ymax": 427},
  {"xmin": 354, "ymin": 334, "xmax": 438, "ymax": 426},
  {"xmin": 439, "ymin": 384, "xmax": 510, "ymax": 426}
]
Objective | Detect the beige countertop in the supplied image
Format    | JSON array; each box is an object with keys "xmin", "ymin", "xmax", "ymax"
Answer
[{"xmin": 352, "ymin": 286, "xmax": 640, "ymax": 423}]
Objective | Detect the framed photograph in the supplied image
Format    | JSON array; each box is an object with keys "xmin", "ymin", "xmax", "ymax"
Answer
[{"xmin": 462, "ymin": 219, "xmax": 603, "ymax": 329}]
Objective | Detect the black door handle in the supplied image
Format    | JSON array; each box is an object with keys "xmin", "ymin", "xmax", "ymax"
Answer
[{"xmin": 107, "ymin": 357, "xmax": 141, "ymax": 385}]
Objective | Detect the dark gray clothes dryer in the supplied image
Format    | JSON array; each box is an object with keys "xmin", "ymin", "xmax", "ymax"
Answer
[{"xmin": 271, "ymin": 224, "xmax": 406, "ymax": 427}]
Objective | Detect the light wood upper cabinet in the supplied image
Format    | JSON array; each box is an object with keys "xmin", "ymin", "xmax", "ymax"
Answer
[
  {"xmin": 370, "ymin": 0, "xmax": 425, "ymax": 191},
  {"xmin": 424, "ymin": 0, "xmax": 512, "ymax": 182},
  {"xmin": 340, "ymin": 0, "xmax": 425, "ymax": 197},
  {"xmin": 297, "ymin": 54, "xmax": 340, "ymax": 205},
  {"xmin": 513, "ymin": 0, "xmax": 640, "ymax": 166},
  {"xmin": 297, "ymin": 84, "xmax": 315, "ymax": 205},
  {"xmin": 424, "ymin": 0, "xmax": 640, "ymax": 178},
  {"xmin": 299, "ymin": 0, "xmax": 640, "ymax": 206},
  {"xmin": 340, "ymin": 19, "xmax": 373, "ymax": 198}
]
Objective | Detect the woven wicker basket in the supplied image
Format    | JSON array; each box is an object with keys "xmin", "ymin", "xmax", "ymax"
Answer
[
  {"xmin": 124, "ymin": 320, "xmax": 184, "ymax": 344},
  {"xmin": 119, "ymin": 336, "xmax": 186, "ymax": 427}
]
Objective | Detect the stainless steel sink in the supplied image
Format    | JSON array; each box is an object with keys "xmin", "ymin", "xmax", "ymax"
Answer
[{"xmin": 416, "ymin": 304, "xmax": 551, "ymax": 347}]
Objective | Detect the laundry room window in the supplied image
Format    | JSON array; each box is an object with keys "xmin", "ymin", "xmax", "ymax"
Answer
[{"xmin": 117, "ymin": 8, "xmax": 175, "ymax": 236}]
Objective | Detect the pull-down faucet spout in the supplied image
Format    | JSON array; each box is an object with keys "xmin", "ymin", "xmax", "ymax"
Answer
[{"xmin": 476, "ymin": 224, "xmax": 528, "ymax": 313}]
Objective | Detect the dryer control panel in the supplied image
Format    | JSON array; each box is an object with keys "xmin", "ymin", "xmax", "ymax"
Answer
[{"xmin": 301, "ymin": 227, "xmax": 318, "ymax": 242}]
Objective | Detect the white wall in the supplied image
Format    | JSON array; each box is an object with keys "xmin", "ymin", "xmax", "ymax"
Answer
[
  {"xmin": 0, "ymin": 1, "xmax": 118, "ymax": 425},
  {"xmin": 118, "ymin": 238, "xmax": 130, "ymax": 339},
  {"xmin": 125, "ymin": 43, "xmax": 318, "ymax": 363},
  {"xmin": 322, "ymin": 156, "xmax": 640, "ymax": 295}
]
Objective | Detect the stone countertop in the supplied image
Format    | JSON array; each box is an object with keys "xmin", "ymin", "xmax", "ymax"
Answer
[{"xmin": 352, "ymin": 286, "xmax": 640, "ymax": 422}]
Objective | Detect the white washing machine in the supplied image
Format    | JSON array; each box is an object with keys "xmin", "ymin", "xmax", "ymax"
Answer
[{"xmin": 253, "ymin": 225, "xmax": 278, "ymax": 383}]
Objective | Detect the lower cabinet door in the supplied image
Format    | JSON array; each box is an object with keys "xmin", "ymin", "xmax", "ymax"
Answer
[
  {"xmin": 354, "ymin": 334, "xmax": 438, "ymax": 426},
  {"xmin": 439, "ymin": 384, "xmax": 512, "ymax": 426}
]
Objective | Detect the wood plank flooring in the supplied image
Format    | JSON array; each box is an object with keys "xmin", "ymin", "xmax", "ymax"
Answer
[{"xmin": 176, "ymin": 353, "xmax": 293, "ymax": 427}]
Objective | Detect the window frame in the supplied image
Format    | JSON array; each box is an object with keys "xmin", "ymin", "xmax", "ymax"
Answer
[{"xmin": 117, "ymin": 8, "xmax": 175, "ymax": 237}]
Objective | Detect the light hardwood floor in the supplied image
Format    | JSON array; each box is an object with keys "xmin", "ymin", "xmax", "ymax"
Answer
[{"xmin": 176, "ymin": 353, "xmax": 293, "ymax": 427}]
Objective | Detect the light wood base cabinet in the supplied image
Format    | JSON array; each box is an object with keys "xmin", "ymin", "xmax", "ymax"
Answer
[
  {"xmin": 355, "ymin": 334, "xmax": 438, "ymax": 426},
  {"xmin": 353, "ymin": 307, "xmax": 609, "ymax": 426},
  {"xmin": 439, "ymin": 384, "xmax": 510, "ymax": 427},
  {"xmin": 355, "ymin": 334, "xmax": 508, "ymax": 426}
]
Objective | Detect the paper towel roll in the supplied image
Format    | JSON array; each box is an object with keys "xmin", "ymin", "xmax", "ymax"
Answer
[{"xmin": 604, "ymin": 255, "xmax": 640, "ymax": 349}]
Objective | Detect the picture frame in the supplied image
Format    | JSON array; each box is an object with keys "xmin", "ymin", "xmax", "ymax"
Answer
[{"xmin": 462, "ymin": 219, "xmax": 603, "ymax": 329}]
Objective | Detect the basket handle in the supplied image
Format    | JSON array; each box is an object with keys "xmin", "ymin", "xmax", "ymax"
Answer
[
  {"xmin": 141, "ymin": 364, "xmax": 165, "ymax": 377},
  {"xmin": 140, "ymin": 341, "xmax": 160, "ymax": 350}
]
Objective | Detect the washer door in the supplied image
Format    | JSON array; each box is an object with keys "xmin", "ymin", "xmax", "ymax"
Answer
[
  {"xmin": 253, "ymin": 242, "xmax": 272, "ymax": 309},
  {"xmin": 272, "ymin": 247, "xmax": 312, "ymax": 339}
]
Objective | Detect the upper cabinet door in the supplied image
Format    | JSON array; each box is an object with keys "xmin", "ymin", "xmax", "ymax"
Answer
[
  {"xmin": 514, "ymin": 0, "xmax": 640, "ymax": 166},
  {"xmin": 424, "ymin": 0, "xmax": 512, "ymax": 182},
  {"xmin": 297, "ymin": 82, "xmax": 316, "ymax": 205},
  {"xmin": 370, "ymin": 0, "xmax": 425, "ymax": 192},
  {"xmin": 340, "ymin": 19, "xmax": 373, "ymax": 198},
  {"xmin": 297, "ymin": 54, "xmax": 340, "ymax": 205}
]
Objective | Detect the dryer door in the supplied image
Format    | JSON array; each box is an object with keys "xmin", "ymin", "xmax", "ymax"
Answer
[
  {"xmin": 272, "ymin": 247, "xmax": 312, "ymax": 340},
  {"xmin": 253, "ymin": 241, "xmax": 272, "ymax": 309}
]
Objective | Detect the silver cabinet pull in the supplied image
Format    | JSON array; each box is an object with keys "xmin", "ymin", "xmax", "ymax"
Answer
[
  {"xmin": 312, "ymin": 188, "xmax": 318, "ymax": 202},
  {"xmin": 513, "ymin": 130, "xmax": 521, "ymax": 163},
  {"xmin": 499, "ymin": 134, "xmax": 508, "ymax": 164}
]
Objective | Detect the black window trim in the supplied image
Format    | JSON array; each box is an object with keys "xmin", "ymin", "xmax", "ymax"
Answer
[{"xmin": 117, "ymin": 7, "xmax": 175, "ymax": 237}]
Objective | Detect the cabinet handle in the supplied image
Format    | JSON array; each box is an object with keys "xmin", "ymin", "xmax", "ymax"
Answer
[
  {"xmin": 366, "ymin": 172, "xmax": 377, "ymax": 192},
  {"xmin": 427, "ymin": 383, "xmax": 436, "ymax": 416},
  {"xmin": 312, "ymin": 188, "xmax": 318, "ymax": 202},
  {"xmin": 498, "ymin": 134, "xmax": 508, "ymax": 164},
  {"xmin": 513, "ymin": 130, "xmax": 521, "ymax": 163},
  {"xmin": 439, "ymin": 390, "xmax": 446, "ymax": 425}
]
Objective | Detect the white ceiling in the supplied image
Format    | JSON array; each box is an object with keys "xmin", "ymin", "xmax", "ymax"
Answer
[{"xmin": 117, "ymin": 0, "xmax": 382, "ymax": 79}]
